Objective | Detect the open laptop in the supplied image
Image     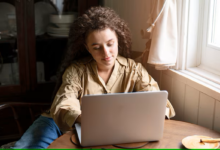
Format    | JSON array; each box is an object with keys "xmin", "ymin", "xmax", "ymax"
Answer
[{"xmin": 75, "ymin": 91, "xmax": 168, "ymax": 147}]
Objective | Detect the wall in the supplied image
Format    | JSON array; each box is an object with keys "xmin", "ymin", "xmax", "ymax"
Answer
[
  {"xmin": 104, "ymin": 0, "xmax": 220, "ymax": 133},
  {"xmin": 103, "ymin": 0, "xmax": 152, "ymax": 52},
  {"xmin": 147, "ymin": 66, "xmax": 220, "ymax": 133}
]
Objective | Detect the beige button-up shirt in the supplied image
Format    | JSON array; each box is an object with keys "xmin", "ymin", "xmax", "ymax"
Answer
[{"xmin": 43, "ymin": 55, "xmax": 175, "ymax": 132}]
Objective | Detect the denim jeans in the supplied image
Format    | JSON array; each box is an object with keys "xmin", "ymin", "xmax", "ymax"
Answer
[{"xmin": 12, "ymin": 116, "xmax": 62, "ymax": 149}]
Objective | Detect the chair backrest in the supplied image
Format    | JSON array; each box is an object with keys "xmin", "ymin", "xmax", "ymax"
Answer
[{"xmin": 0, "ymin": 102, "xmax": 50, "ymax": 145}]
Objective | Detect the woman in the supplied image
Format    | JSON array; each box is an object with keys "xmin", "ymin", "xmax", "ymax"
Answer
[{"xmin": 13, "ymin": 6, "xmax": 175, "ymax": 149}]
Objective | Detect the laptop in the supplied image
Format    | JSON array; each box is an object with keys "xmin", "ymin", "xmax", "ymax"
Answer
[{"xmin": 75, "ymin": 91, "xmax": 168, "ymax": 147}]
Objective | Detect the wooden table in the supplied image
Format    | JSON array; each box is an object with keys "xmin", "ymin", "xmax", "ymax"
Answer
[{"xmin": 47, "ymin": 120, "xmax": 220, "ymax": 149}]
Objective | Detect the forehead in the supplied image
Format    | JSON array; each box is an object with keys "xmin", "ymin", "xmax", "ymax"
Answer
[{"xmin": 86, "ymin": 28, "xmax": 118, "ymax": 44}]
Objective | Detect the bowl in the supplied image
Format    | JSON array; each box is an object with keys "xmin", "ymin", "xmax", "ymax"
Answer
[
  {"xmin": 35, "ymin": 1, "xmax": 57, "ymax": 35},
  {"xmin": 53, "ymin": 23, "xmax": 72, "ymax": 28},
  {"xmin": 50, "ymin": 13, "xmax": 77, "ymax": 24}
]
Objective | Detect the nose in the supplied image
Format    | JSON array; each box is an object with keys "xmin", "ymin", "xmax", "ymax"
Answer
[{"xmin": 102, "ymin": 45, "xmax": 110, "ymax": 56}]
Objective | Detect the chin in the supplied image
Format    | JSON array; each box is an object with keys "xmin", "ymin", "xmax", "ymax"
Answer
[
  {"xmin": 103, "ymin": 61, "xmax": 114, "ymax": 66},
  {"xmin": 100, "ymin": 60, "xmax": 114, "ymax": 68}
]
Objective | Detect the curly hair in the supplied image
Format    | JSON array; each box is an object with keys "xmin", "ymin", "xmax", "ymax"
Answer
[{"xmin": 52, "ymin": 6, "xmax": 132, "ymax": 100}]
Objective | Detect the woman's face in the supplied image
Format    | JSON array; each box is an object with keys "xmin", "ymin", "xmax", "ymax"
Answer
[{"xmin": 85, "ymin": 28, "xmax": 118, "ymax": 70}]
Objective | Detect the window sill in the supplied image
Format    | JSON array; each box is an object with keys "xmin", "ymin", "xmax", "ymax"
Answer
[
  {"xmin": 168, "ymin": 68, "xmax": 220, "ymax": 97},
  {"xmin": 186, "ymin": 67, "xmax": 220, "ymax": 89}
]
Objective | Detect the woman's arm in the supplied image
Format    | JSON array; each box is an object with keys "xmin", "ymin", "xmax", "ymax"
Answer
[{"xmin": 50, "ymin": 64, "xmax": 83, "ymax": 132}]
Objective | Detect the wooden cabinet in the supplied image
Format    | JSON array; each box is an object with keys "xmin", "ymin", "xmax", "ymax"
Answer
[{"xmin": 0, "ymin": 0, "xmax": 100, "ymax": 103}]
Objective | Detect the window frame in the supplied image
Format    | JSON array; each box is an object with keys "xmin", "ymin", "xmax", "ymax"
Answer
[
  {"xmin": 175, "ymin": 0, "xmax": 220, "ymax": 89},
  {"xmin": 207, "ymin": 0, "xmax": 220, "ymax": 50}
]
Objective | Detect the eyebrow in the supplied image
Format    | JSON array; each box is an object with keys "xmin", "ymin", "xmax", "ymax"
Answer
[{"xmin": 91, "ymin": 39, "xmax": 114, "ymax": 46}]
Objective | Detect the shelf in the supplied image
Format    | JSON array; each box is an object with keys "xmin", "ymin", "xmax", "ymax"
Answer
[
  {"xmin": 0, "ymin": 34, "xmax": 68, "ymax": 43},
  {"xmin": 36, "ymin": 33, "xmax": 68, "ymax": 41},
  {"xmin": 0, "ymin": 38, "xmax": 16, "ymax": 44}
]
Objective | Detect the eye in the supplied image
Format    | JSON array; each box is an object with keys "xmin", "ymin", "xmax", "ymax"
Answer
[
  {"xmin": 93, "ymin": 46, "xmax": 100, "ymax": 50},
  {"xmin": 107, "ymin": 42, "xmax": 114, "ymax": 47}
]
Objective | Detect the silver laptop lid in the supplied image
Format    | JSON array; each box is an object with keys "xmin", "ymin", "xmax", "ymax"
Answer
[{"xmin": 79, "ymin": 91, "xmax": 167, "ymax": 147}]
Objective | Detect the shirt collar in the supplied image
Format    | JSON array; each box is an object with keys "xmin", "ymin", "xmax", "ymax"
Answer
[{"xmin": 116, "ymin": 55, "xmax": 128, "ymax": 67}]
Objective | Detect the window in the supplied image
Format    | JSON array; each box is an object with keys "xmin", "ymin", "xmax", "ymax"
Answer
[
  {"xmin": 199, "ymin": 0, "xmax": 220, "ymax": 74},
  {"xmin": 177, "ymin": 0, "xmax": 220, "ymax": 87},
  {"xmin": 208, "ymin": 0, "xmax": 220, "ymax": 48}
]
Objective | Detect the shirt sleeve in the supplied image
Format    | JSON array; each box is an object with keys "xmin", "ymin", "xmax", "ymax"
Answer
[
  {"xmin": 50, "ymin": 64, "xmax": 83, "ymax": 132},
  {"xmin": 134, "ymin": 63, "xmax": 175, "ymax": 118}
]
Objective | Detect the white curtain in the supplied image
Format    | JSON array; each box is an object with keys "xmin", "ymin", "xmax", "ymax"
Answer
[{"xmin": 140, "ymin": 0, "xmax": 177, "ymax": 70}]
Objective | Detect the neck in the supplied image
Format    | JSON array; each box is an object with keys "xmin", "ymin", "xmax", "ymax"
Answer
[
  {"xmin": 97, "ymin": 64, "xmax": 115, "ymax": 84},
  {"xmin": 97, "ymin": 63, "xmax": 115, "ymax": 73},
  {"xmin": 97, "ymin": 66, "xmax": 113, "ymax": 73}
]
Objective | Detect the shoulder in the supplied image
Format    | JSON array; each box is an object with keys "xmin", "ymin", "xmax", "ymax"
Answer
[
  {"xmin": 117, "ymin": 55, "xmax": 144, "ymax": 74},
  {"xmin": 63, "ymin": 56, "xmax": 93, "ymax": 79},
  {"xmin": 69, "ymin": 56, "xmax": 93, "ymax": 71}
]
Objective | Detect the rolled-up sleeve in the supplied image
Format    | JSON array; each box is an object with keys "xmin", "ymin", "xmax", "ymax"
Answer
[
  {"xmin": 50, "ymin": 65, "xmax": 83, "ymax": 132},
  {"xmin": 134, "ymin": 63, "xmax": 175, "ymax": 118}
]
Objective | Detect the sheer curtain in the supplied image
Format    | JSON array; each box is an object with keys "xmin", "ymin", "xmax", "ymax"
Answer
[{"xmin": 140, "ymin": 0, "xmax": 177, "ymax": 70}]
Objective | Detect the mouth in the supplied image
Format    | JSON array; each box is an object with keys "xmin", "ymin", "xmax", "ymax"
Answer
[{"xmin": 103, "ymin": 56, "xmax": 112, "ymax": 61}]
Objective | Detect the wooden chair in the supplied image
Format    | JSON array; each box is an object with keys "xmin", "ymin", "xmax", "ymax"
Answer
[{"xmin": 0, "ymin": 102, "xmax": 50, "ymax": 146}]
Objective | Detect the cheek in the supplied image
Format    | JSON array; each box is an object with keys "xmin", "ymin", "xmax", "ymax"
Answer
[
  {"xmin": 90, "ymin": 51, "xmax": 102, "ymax": 58},
  {"xmin": 113, "ymin": 45, "xmax": 118, "ymax": 53}
]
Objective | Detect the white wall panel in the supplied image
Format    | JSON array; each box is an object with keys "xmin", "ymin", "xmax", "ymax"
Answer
[
  {"xmin": 172, "ymin": 79, "xmax": 185, "ymax": 121},
  {"xmin": 161, "ymin": 73, "xmax": 172, "ymax": 100},
  {"xmin": 214, "ymin": 100, "xmax": 220, "ymax": 132},
  {"xmin": 186, "ymin": 77, "xmax": 220, "ymax": 101},
  {"xmin": 184, "ymin": 85, "xmax": 199, "ymax": 124},
  {"xmin": 150, "ymin": 68, "xmax": 161, "ymax": 88},
  {"xmin": 198, "ymin": 93, "xmax": 215, "ymax": 129},
  {"xmin": 146, "ymin": 64, "xmax": 152, "ymax": 77}
]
